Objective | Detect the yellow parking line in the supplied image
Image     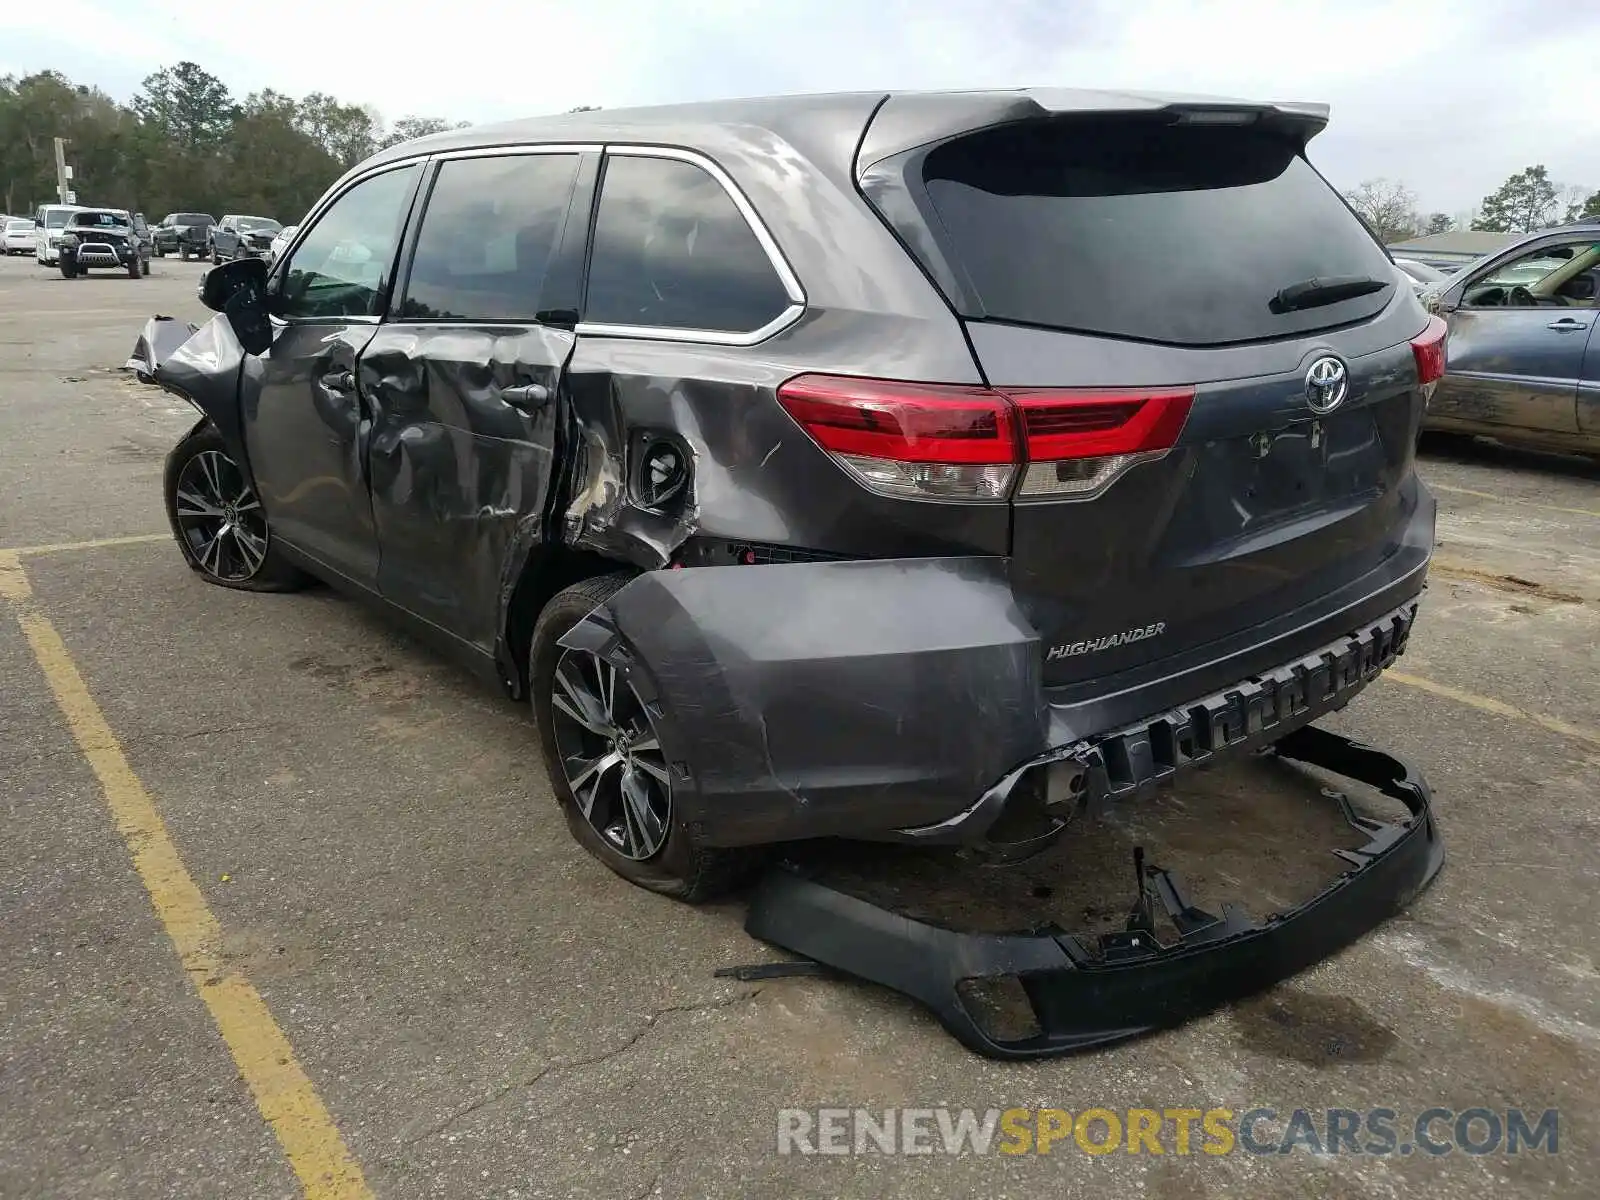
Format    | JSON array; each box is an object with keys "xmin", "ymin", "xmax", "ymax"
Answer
[
  {"xmin": 1428, "ymin": 481, "xmax": 1600, "ymax": 519},
  {"xmin": 0, "ymin": 551, "xmax": 373, "ymax": 1200},
  {"xmin": 1, "ymin": 533, "xmax": 168, "ymax": 556},
  {"xmin": 1384, "ymin": 669, "xmax": 1600, "ymax": 749}
]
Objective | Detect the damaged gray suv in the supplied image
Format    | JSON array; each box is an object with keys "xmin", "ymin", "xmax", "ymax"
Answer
[{"xmin": 130, "ymin": 90, "xmax": 1445, "ymax": 902}]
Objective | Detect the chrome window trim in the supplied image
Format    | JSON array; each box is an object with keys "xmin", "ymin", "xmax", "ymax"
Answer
[
  {"xmin": 574, "ymin": 143, "xmax": 807, "ymax": 347},
  {"xmin": 430, "ymin": 143, "xmax": 601, "ymax": 162}
]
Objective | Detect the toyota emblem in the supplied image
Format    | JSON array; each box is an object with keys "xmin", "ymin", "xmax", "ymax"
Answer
[{"xmin": 1304, "ymin": 356, "xmax": 1349, "ymax": 415}]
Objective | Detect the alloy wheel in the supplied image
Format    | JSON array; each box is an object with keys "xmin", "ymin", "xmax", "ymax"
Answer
[
  {"xmin": 173, "ymin": 449, "xmax": 269, "ymax": 581},
  {"xmin": 549, "ymin": 648, "xmax": 673, "ymax": 861}
]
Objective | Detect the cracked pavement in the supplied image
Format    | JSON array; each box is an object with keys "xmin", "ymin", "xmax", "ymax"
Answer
[{"xmin": 2, "ymin": 254, "xmax": 1598, "ymax": 1199}]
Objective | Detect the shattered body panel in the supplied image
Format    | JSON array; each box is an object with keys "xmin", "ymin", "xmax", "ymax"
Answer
[
  {"xmin": 740, "ymin": 725, "xmax": 1444, "ymax": 1060},
  {"xmin": 128, "ymin": 313, "xmax": 253, "ymax": 473}
]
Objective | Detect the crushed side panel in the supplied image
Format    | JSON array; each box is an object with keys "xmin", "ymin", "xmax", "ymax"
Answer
[{"xmin": 559, "ymin": 557, "xmax": 1048, "ymax": 845}]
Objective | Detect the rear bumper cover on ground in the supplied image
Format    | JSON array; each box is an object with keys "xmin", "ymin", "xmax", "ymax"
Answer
[{"xmin": 739, "ymin": 724, "xmax": 1444, "ymax": 1059}]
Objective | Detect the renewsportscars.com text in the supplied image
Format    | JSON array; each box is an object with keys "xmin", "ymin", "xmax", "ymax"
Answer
[{"xmin": 776, "ymin": 1106, "xmax": 1560, "ymax": 1157}]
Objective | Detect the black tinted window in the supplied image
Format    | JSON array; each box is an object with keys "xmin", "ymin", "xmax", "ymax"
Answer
[
  {"xmin": 918, "ymin": 119, "xmax": 1396, "ymax": 346},
  {"xmin": 400, "ymin": 153, "xmax": 579, "ymax": 322},
  {"xmin": 279, "ymin": 164, "xmax": 418, "ymax": 320},
  {"xmin": 585, "ymin": 154, "xmax": 791, "ymax": 333}
]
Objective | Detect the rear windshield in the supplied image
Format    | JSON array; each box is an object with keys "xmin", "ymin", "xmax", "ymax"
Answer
[
  {"xmin": 917, "ymin": 118, "xmax": 1396, "ymax": 346},
  {"xmin": 176, "ymin": 213, "xmax": 213, "ymax": 224}
]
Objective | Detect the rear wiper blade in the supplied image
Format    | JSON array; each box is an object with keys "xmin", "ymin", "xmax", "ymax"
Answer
[{"xmin": 1269, "ymin": 275, "xmax": 1392, "ymax": 314}]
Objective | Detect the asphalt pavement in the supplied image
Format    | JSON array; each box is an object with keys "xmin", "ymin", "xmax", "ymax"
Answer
[{"xmin": 1, "ymin": 251, "xmax": 1596, "ymax": 1199}]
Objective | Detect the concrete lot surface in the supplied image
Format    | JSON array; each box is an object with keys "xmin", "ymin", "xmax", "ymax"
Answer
[{"xmin": 1, "ymin": 253, "xmax": 1597, "ymax": 1198}]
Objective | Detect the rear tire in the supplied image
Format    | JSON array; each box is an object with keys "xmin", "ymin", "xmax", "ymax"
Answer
[
  {"xmin": 530, "ymin": 573, "xmax": 756, "ymax": 902},
  {"xmin": 164, "ymin": 425, "xmax": 308, "ymax": 592}
]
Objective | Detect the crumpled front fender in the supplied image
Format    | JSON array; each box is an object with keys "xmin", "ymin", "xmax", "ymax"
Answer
[
  {"xmin": 126, "ymin": 313, "xmax": 252, "ymax": 477},
  {"xmin": 558, "ymin": 557, "xmax": 1050, "ymax": 846}
]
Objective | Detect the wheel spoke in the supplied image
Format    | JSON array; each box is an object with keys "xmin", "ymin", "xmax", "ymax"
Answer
[
  {"xmin": 619, "ymin": 769, "xmax": 666, "ymax": 856},
  {"xmin": 198, "ymin": 530, "xmax": 224, "ymax": 575},
  {"xmin": 595, "ymin": 659, "xmax": 618, "ymax": 723},
  {"xmin": 553, "ymin": 661, "xmax": 611, "ymax": 736},
  {"xmin": 198, "ymin": 452, "xmax": 225, "ymax": 501},
  {"xmin": 631, "ymin": 754, "xmax": 671, "ymax": 787},
  {"xmin": 567, "ymin": 749, "xmax": 622, "ymax": 818},
  {"xmin": 627, "ymin": 734, "xmax": 660, "ymax": 755},
  {"xmin": 232, "ymin": 526, "xmax": 267, "ymax": 573},
  {"xmin": 174, "ymin": 487, "xmax": 223, "ymax": 518}
]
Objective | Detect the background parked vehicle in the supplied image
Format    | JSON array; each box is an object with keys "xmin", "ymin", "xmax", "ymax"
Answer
[
  {"xmin": 266, "ymin": 223, "xmax": 298, "ymax": 267},
  {"xmin": 209, "ymin": 215, "xmax": 281, "ymax": 263},
  {"xmin": 34, "ymin": 203, "xmax": 83, "ymax": 265},
  {"xmin": 59, "ymin": 208, "xmax": 150, "ymax": 279},
  {"xmin": 1395, "ymin": 256, "xmax": 1447, "ymax": 295},
  {"xmin": 1424, "ymin": 223, "xmax": 1600, "ymax": 459},
  {"xmin": 152, "ymin": 213, "xmax": 215, "ymax": 259},
  {"xmin": 3, "ymin": 217, "xmax": 35, "ymax": 254}
]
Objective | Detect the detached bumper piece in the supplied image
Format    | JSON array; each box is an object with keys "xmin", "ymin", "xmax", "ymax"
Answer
[{"xmin": 739, "ymin": 725, "xmax": 1443, "ymax": 1060}]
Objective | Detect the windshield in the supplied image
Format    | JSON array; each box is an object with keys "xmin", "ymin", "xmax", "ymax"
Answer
[
  {"xmin": 238, "ymin": 217, "xmax": 281, "ymax": 232},
  {"xmin": 44, "ymin": 210, "xmax": 72, "ymax": 228},
  {"xmin": 73, "ymin": 211, "xmax": 128, "ymax": 228}
]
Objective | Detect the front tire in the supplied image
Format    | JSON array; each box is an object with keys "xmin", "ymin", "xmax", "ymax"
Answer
[
  {"xmin": 164, "ymin": 425, "xmax": 306, "ymax": 592},
  {"xmin": 59, "ymin": 259, "xmax": 76, "ymax": 279},
  {"xmin": 530, "ymin": 573, "xmax": 753, "ymax": 902},
  {"xmin": 210, "ymin": 246, "xmax": 222, "ymax": 265}
]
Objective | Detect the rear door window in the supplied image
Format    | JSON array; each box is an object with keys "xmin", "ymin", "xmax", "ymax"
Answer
[
  {"xmin": 399, "ymin": 153, "xmax": 580, "ymax": 322},
  {"xmin": 914, "ymin": 118, "xmax": 1397, "ymax": 346},
  {"xmin": 583, "ymin": 153, "xmax": 793, "ymax": 335}
]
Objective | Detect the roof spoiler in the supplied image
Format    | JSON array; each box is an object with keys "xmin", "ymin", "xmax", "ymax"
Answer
[{"xmin": 857, "ymin": 89, "xmax": 1330, "ymax": 173}]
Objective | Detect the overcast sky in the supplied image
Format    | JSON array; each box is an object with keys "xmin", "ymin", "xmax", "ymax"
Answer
[{"xmin": 7, "ymin": 0, "xmax": 1598, "ymax": 215}]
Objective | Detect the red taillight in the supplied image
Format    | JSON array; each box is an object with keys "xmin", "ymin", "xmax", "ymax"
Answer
[
  {"xmin": 774, "ymin": 375, "xmax": 1016, "ymax": 464},
  {"xmin": 1411, "ymin": 314, "xmax": 1448, "ymax": 386},
  {"xmin": 776, "ymin": 374, "xmax": 1195, "ymax": 502},
  {"xmin": 1008, "ymin": 387, "xmax": 1195, "ymax": 460}
]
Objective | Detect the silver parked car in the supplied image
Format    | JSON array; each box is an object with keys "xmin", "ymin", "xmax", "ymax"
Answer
[
  {"xmin": 1424, "ymin": 224, "xmax": 1600, "ymax": 459},
  {"xmin": 266, "ymin": 224, "xmax": 297, "ymax": 268}
]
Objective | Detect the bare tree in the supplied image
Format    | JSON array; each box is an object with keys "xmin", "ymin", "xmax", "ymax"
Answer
[{"xmin": 1343, "ymin": 178, "xmax": 1421, "ymax": 244}]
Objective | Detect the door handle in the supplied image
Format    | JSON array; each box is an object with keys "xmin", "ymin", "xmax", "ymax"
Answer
[
  {"xmin": 500, "ymin": 382, "xmax": 550, "ymax": 409},
  {"xmin": 319, "ymin": 369, "xmax": 355, "ymax": 392},
  {"xmin": 1546, "ymin": 318, "xmax": 1588, "ymax": 331}
]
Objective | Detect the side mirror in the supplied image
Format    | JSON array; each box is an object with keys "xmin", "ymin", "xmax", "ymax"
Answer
[
  {"xmin": 200, "ymin": 258, "xmax": 273, "ymax": 356},
  {"xmin": 199, "ymin": 256, "xmax": 268, "ymax": 313}
]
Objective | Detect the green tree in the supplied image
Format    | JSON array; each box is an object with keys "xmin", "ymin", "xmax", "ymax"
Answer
[
  {"xmin": 295, "ymin": 93, "xmax": 378, "ymax": 169},
  {"xmin": 1424, "ymin": 212, "xmax": 1453, "ymax": 235},
  {"xmin": 1473, "ymin": 166, "xmax": 1560, "ymax": 233},
  {"xmin": 133, "ymin": 62, "xmax": 235, "ymax": 154},
  {"xmin": 0, "ymin": 62, "xmax": 465, "ymax": 222}
]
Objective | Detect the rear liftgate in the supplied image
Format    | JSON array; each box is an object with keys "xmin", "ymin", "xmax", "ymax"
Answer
[{"xmin": 731, "ymin": 726, "xmax": 1443, "ymax": 1060}]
